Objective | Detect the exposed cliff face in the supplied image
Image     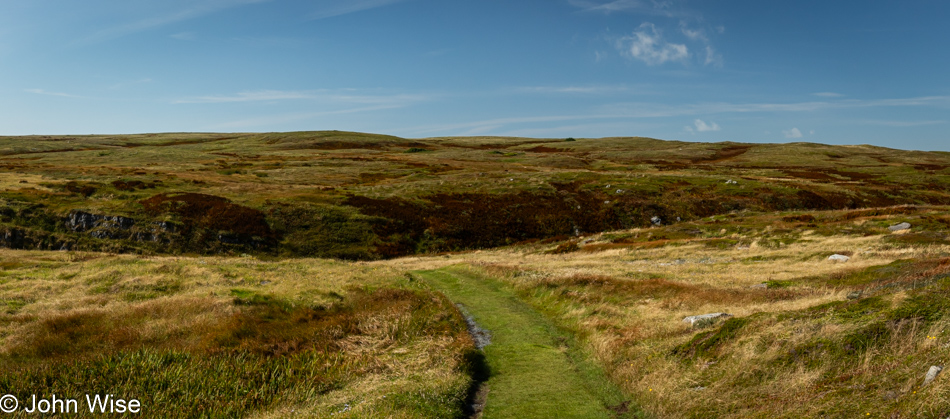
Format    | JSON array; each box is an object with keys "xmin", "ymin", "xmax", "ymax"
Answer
[
  {"xmin": 59, "ymin": 208, "xmax": 269, "ymax": 252},
  {"xmin": 0, "ymin": 227, "xmax": 72, "ymax": 251},
  {"xmin": 66, "ymin": 210, "xmax": 137, "ymax": 239}
]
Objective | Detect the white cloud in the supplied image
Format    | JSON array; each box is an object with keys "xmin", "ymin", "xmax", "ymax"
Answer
[
  {"xmin": 783, "ymin": 128, "xmax": 803, "ymax": 139},
  {"xmin": 693, "ymin": 119, "xmax": 720, "ymax": 132},
  {"xmin": 616, "ymin": 23, "xmax": 688, "ymax": 65},
  {"xmin": 813, "ymin": 92, "xmax": 844, "ymax": 98}
]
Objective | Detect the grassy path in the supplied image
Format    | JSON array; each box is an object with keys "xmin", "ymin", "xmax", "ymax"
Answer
[{"xmin": 414, "ymin": 266, "xmax": 640, "ymax": 419}]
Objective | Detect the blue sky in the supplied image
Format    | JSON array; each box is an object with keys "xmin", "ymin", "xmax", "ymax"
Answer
[{"xmin": 1, "ymin": 0, "xmax": 948, "ymax": 151}]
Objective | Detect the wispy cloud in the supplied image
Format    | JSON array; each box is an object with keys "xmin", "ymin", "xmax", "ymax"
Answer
[
  {"xmin": 600, "ymin": 95, "xmax": 950, "ymax": 117},
  {"xmin": 616, "ymin": 23, "xmax": 688, "ymax": 65},
  {"xmin": 859, "ymin": 119, "xmax": 947, "ymax": 127},
  {"xmin": 574, "ymin": 1, "xmax": 722, "ymax": 67},
  {"xmin": 208, "ymin": 105, "xmax": 400, "ymax": 129},
  {"xmin": 783, "ymin": 127, "xmax": 803, "ymax": 138},
  {"xmin": 684, "ymin": 118, "xmax": 720, "ymax": 133},
  {"xmin": 424, "ymin": 48, "xmax": 454, "ymax": 57},
  {"xmin": 109, "ymin": 78, "xmax": 153, "ymax": 90},
  {"xmin": 170, "ymin": 31, "xmax": 196, "ymax": 41},
  {"xmin": 174, "ymin": 89, "xmax": 433, "ymax": 106},
  {"xmin": 569, "ymin": 0, "xmax": 687, "ymax": 18},
  {"xmin": 813, "ymin": 92, "xmax": 844, "ymax": 98},
  {"xmin": 308, "ymin": 0, "xmax": 408, "ymax": 20},
  {"xmin": 693, "ymin": 119, "xmax": 720, "ymax": 131},
  {"xmin": 405, "ymin": 95, "xmax": 950, "ymax": 136},
  {"xmin": 680, "ymin": 22, "xmax": 721, "ymax": 66},
  {"xmin": 24, "ymin": 89, "xmax": 81, "ymax": 98},
  {"xmin": 516, "ymin": 85, "xmax": 641, "ymax": 95},
  {"xmin": 73, "ymin": 0, "xmax": 271, "ymax": 45}
]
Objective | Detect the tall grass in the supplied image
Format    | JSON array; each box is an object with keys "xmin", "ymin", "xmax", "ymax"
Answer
[{"xmin": 0, "ymin": 250, "xmax": 476, "ymax": 418}]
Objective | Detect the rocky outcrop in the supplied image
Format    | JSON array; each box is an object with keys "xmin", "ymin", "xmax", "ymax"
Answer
[
  {"xmin": 66, "ymin": 210, "xmax": 136, "ymax": 235},
  {"xmin": 0, "ymin": 227, "xmax": 73, "ymax": 251},
  {"xmin": 64, "ymin": 210, "xmax": 184, "ymax": 244}
]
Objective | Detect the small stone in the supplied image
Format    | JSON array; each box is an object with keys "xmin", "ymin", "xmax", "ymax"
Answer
[
  {"xmin": 847, "ymin": 291, "xmax": 863, "ymax": 300},
  {"xmin": 682, "ymin": 313, "xmax": 732, "ymax": 327},
  {"xmin": 889, "ymin": 222, "xmax": 912, "ymax": 232},
  {"xmin": 924, "ymin": 365, "xmax": 943, "ymax": 386},
  {"xmin": 651, "ymin": 216, "xmax": 662, "ymax": 226},
  {"xmin": 882, "ymin": 390, "xmax": 898, "ymax": 401},
  {"xmin": 828, "ymin": 254, "xmax": 851, "ymax": 262},
  {"xmin": 751, "ymin": 283, "xmax": 769, "ymax": 289}
]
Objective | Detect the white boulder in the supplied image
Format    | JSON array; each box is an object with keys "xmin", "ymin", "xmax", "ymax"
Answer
[
  {"xmin": 828, "ymin": 254, "xmax": 851, "ymax": 262},
  {"xmin": 682, "ymin": 313, "xmax": 733, "ymax": 327}
]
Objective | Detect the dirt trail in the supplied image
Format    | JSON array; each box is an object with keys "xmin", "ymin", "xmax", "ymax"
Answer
[{"xmin": 414, "ymin": 266, "xmax": 640, "ymax": 419}]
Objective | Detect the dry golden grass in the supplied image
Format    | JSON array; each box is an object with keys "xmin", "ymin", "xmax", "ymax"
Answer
[
  {"xmin": 372, "ymin": 209, "xmax": 950, "ymax": 417},
  {"xmin": 0, "ymin": 249, "xmax": 473, "ymax": 418},
  {"xmin": 2, "ymin": 205, "xmax": 950, "ymax": 417}
]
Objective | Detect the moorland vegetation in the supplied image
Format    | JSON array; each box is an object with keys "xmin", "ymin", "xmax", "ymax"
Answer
[{"xmin": 1, "ymin": 131, "xmax": 950, "ymax": 417}]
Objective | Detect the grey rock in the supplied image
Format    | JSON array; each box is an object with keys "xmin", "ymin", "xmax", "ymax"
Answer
[
  {"xmin": 828, "ymin": 254, "xmax": 851, "ymax": 262},
  {"xmin": 889, "ymin": 222, "xmax": 912, "ymax": 232},
  {"xmin": 847, "ymin": 291, "xmax": 863, "ymax": 300},
  {"xmin": 66, "ymin": 210, "xmax": 135, "ymax": 232},
  {"xmin": 683, "ymin": 313, "xmax": 732, "ymax": 327},
  {"xmin": 751, "ymin": 283, "xmax": 769, "ymax": 289},
  {"xmin": 651, "ymin": 216, "xmax": 662, "ymax": 226},
  {"xmin": 924, "ymin": 365, "xmax": 943, "ymax": 386}
]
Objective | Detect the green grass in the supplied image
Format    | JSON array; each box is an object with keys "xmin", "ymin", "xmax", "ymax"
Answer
[{"xmin": 414, "ymin": 266, "xmax": 641, "ymax": 419}]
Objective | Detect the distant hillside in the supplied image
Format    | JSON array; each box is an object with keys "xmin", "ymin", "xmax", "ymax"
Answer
[{"xmin": 1, "ymin": 131, "xmax": 948, "ymax": 258}]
